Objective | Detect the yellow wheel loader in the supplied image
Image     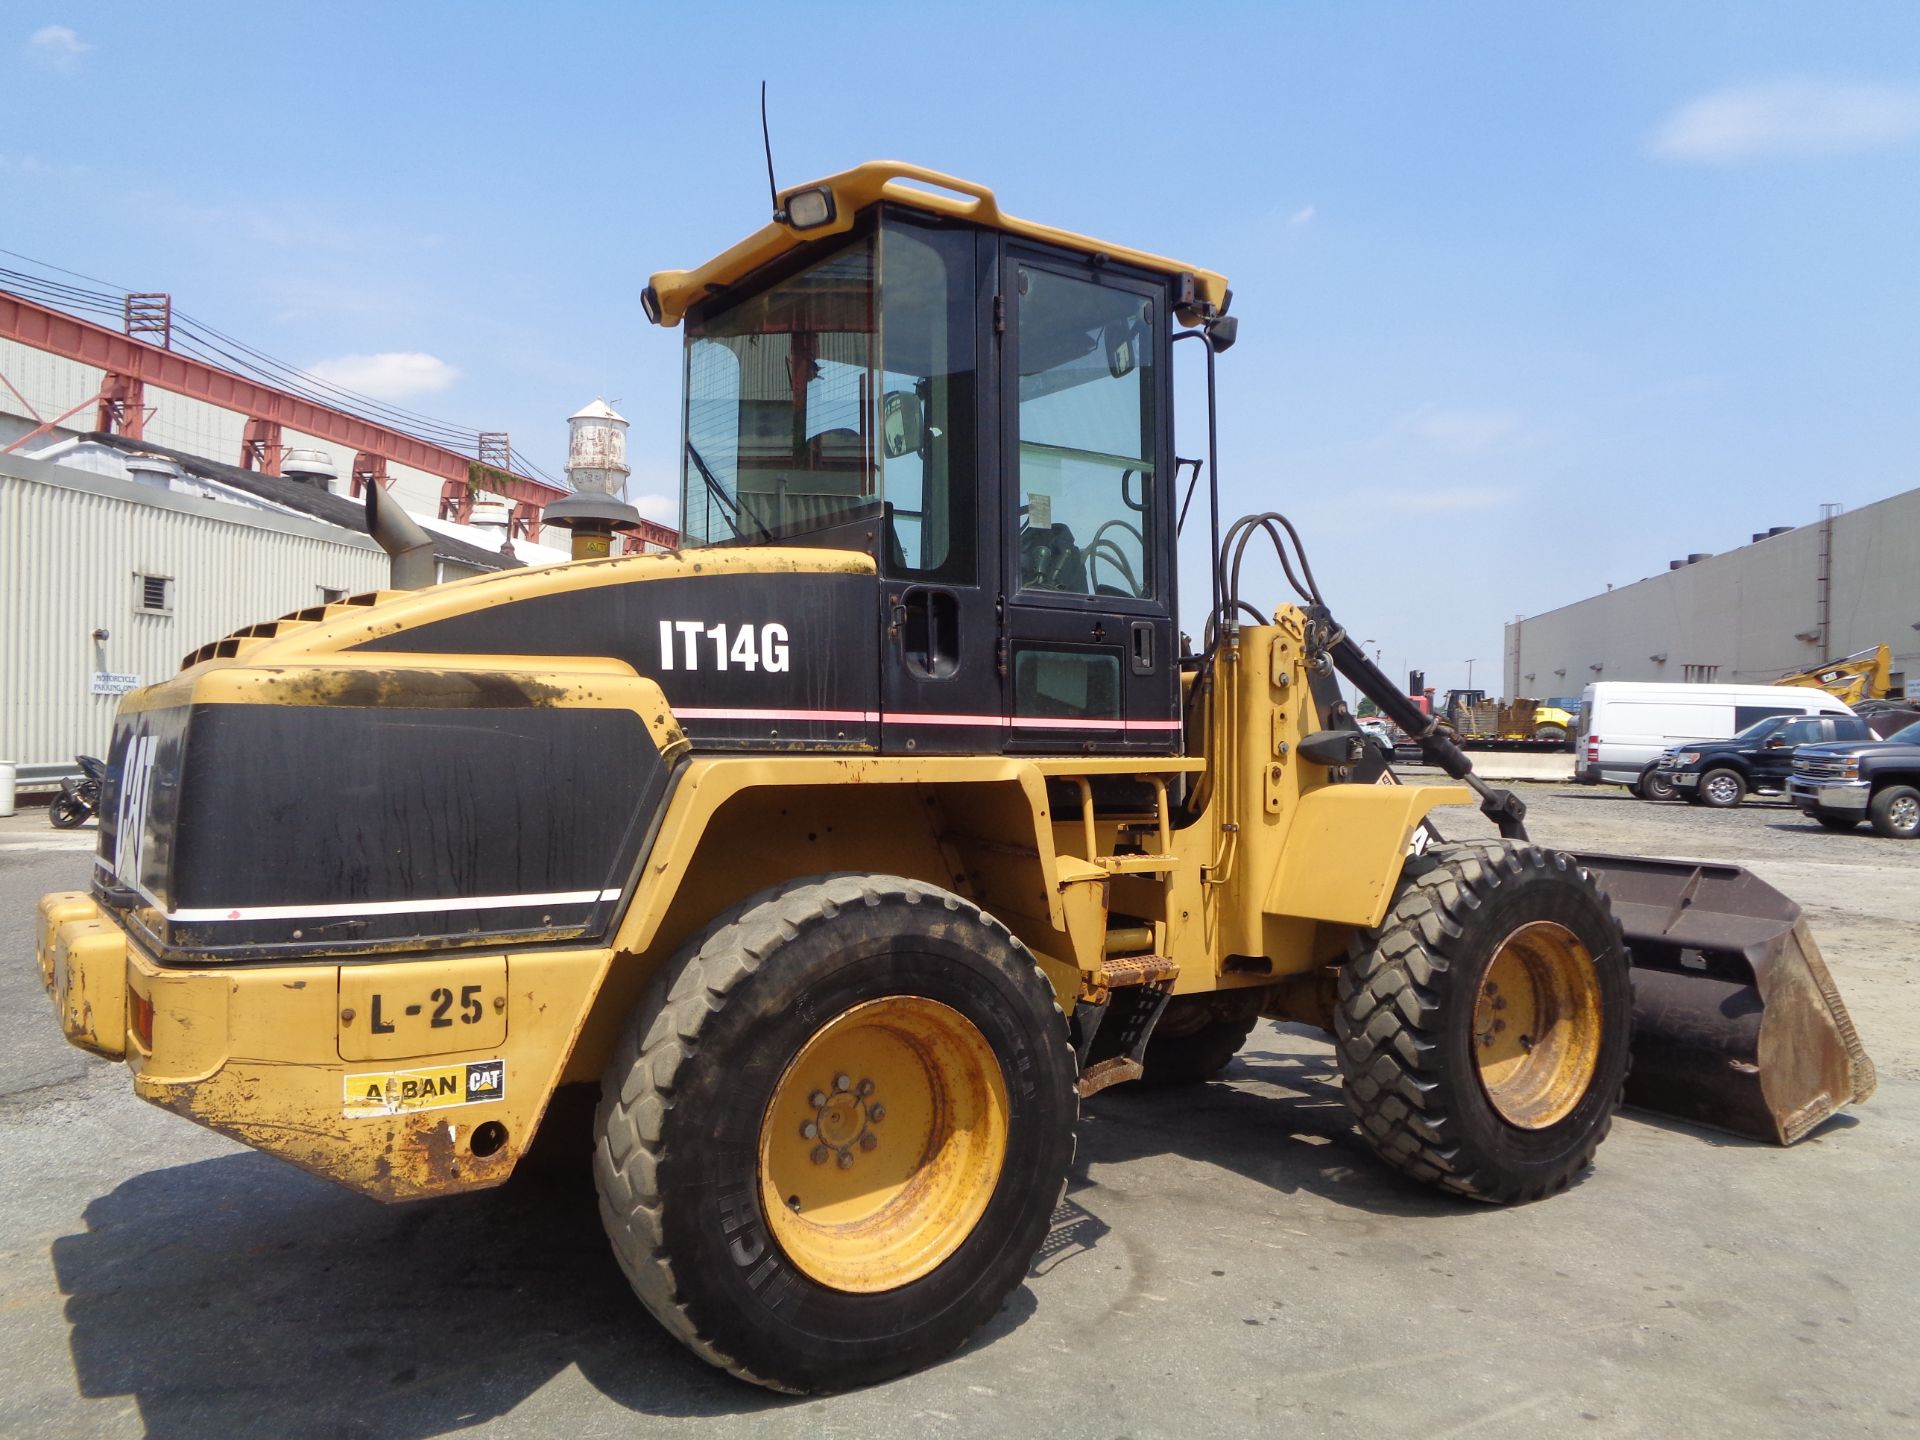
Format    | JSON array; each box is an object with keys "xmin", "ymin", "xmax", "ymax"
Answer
[{"xmin": 37, "ymin": 162, "xmax": 1874, "ymax": 1393}]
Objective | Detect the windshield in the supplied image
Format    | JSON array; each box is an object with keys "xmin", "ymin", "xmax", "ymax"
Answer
[
  {"xmin": 679, "ymin": 216, "xmax": 977, "ymax": 580},
  {"xmin": 1728, "ymin": 716, "xmax": 1786, "ymax": 743},
  {"xmin": 1886, "ymin": 720, "xmax": 1920, "ymax": 745}
]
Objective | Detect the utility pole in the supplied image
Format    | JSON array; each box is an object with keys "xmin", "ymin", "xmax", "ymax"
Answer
[{"xmin": 1465, "ymin": 658, "xmax": 1476, "ymax": 690}]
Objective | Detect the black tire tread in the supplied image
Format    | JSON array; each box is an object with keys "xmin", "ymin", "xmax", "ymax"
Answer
[
  {"xmin": 592, "ymin": 872, "xmax": 1074, "ymax": 1390},
  {"xmin": 1334, "ymin": 841, "xmax": 1626, "ymax": 1205}
]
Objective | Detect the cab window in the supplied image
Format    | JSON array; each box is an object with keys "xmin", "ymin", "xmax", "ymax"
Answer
[{"xmin": 1014, "ymin": 266, "xmax": 1155, "ymax": 599}]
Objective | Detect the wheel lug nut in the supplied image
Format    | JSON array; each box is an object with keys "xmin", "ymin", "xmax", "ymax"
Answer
[
  {"xmin": 834, "ymin": 1074, "xmax": 852, "ymax": 1092},
  {"xmin": 856, "ymin": 1078, "xmax": 875, "ymax": 1097},
  {"xmin": 800, "ymin": 1121, "xmax": 818, "ymax": 1140},
  {"xmin": 859, "ymin": 1133, "xmax": 878, "ymax": 1152},
  {"xmin": 810, "ymin": 1145, "xmax": 829, "ymax": 1165},
  {"xmin": 868, "ymin": 1104, "xmax": 885, "ymax": 1122},
  {"xmin": 808, "ymin": 1090, "xmax": 827, "ymax": 1109},
  {"xmin": 1493, "ymin": 996, "xmax": 1507, "ymax": 1010},
  {"xmin": 837, "ymin": 1151, "xmax": 854, "ymax": 1169}
]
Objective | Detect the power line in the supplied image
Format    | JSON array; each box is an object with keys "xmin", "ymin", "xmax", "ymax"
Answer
[{"xmin": 0, "ymin": 244, "xmax": 567, "ymax": 479}]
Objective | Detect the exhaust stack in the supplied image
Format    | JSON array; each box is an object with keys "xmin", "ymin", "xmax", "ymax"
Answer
[{"xmin": 364, "ymin": 483, "xmax": 437, "ymax": 589}]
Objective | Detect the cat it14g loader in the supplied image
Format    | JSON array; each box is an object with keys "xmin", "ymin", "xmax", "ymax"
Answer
[{"xmin": 39, "ymin": 162, "xmax": 1874, "ymax": 1393}]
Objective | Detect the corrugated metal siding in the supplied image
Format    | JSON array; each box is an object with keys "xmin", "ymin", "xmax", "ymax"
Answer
[{"xmin": 0, "ymin": 469, "xmax": 388, "ymax": 770}]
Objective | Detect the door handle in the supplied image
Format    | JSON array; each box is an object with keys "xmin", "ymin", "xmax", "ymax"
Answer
[{"xmin": 1130, "ymin": 621, "xmax": 1155, "ymax": 675}]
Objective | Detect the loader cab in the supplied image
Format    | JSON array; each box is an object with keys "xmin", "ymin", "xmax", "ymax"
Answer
[{"xmin": 656, "ymin": 165, "xmax": 1227, "ymax": 756}]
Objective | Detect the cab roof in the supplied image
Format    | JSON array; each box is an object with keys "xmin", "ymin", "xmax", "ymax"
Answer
[{"xmin": 644, "ymin": 160, "xmax": 1230, "ymax": 329}]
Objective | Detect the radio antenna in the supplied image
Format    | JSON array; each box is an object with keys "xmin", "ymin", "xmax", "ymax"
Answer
[{"xmin": 761, "ymin": 81, "xmax": 783, "ymax": 221}]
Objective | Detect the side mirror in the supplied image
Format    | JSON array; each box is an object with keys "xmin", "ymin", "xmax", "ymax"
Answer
[
  {"xmin": 1206, "ymin": 315, "xmax": 1239, "ymax": 353},
  {"xmin": 881, "ymin": 391, "xmax": 924, "ymax": 459},
  {"xmin": 1103, "ymin": 319, "xmax": 1140, "ymax": 379}
]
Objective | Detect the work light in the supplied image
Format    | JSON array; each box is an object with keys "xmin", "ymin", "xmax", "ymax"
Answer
[{"xmin": 783, "ymin": 186, "xmax": 836, "ymax": 229}]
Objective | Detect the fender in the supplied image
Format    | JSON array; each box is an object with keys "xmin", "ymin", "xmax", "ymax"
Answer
[{"xmin": 1265, "ymin": 782, "xmax": 1475, "ymax": 930}]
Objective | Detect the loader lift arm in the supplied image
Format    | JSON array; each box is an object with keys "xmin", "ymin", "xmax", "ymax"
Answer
[{"xmin": 1204, "ymin": 510, "xmax": 1529, "ymax": 840}]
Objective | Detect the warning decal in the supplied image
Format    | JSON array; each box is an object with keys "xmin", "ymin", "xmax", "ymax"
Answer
[{"xmin": 344, "ymin": 1059, "xmax": 506, "ymax": 1117}]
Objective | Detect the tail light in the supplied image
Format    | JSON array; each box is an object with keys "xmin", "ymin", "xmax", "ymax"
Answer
[
  {"xmin": 1587, "ymin": 735, "xmax": 1600, "ymax": 763},
  {"xmin": 130, "ymin": 990, "xmax": 154, "ymax": 1050}
]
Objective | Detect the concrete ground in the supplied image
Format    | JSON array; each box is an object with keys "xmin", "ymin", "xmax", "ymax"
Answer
[{"xmin": 2, "ymin": 784, "xmax": 1916, "ymax": 1439}]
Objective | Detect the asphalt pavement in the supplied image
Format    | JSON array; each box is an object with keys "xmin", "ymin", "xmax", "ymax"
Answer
[{"xmin": 2, "ymin": 789, "xmax": 1916, "ymax": 1439}]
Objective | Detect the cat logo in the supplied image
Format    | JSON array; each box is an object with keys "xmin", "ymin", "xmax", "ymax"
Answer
[{"xmin": 343, "ymin": 1059, "xmax": 507, "ymax": 1117}]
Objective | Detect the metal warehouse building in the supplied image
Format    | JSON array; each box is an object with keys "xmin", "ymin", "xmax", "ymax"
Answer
[
  {"xmin": 0, "ymin": 445, "xmax": 516, "ymax": 781},
  {"xmin": 1504, "ymin": 489, "xmax": 1920, "ymax": 700}
]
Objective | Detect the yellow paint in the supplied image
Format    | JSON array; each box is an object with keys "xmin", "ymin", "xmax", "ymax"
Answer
[
  {"xmin": 1471, "ymin": 921, "xmax": 1603, "ymax": 1129},
  {"xmin": 646, "ymin": 160, "xmax": 1230, "ymax": 329},
  {"xmin": 758, "ymin": 996, "xmax": 1008, "ymax": 1293},
  {"xmin": 1266, "ymin": 784, "xmax": 1474, "ymax": 929}
]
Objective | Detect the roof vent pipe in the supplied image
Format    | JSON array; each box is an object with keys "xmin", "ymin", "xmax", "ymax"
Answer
[
  {"xmin": 365, "ymin": 483, "xmax": 437, "ymax": 589},
  {"xmin": 1768, "ymin": 525, "xmax": 1794, "ymax": 538},
  {"xmin": 1687, "ymin": 552, "xmax": 1711, "ymax": 564}
]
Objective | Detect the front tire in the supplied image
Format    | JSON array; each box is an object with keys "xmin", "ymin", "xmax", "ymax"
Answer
[
  {"xmin": 1698, "ymin": 767, "xmax": 1747, "ymax": 808},
  {"xmin": 48, "ymin": 795, "xmax": 88, "ymax": 828},
  {"xmin": 593, "ymin": 874, "xmax": 1078, "ymax": 1393},
  {"xmin": 1869, "ymin": 785, "xmax": 1920, "ymax": 839},
  {"xmin": 1638, "ymin": 767, "xmax": 1677, "ymax": 802},
  {"xmin": 1335, "ymin": 842, "xmax": 1632, "ymax": 1204}
]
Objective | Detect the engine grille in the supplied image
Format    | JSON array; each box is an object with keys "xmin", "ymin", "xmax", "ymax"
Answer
[{"xmin": 1795, "ymin": 755, "xmax": 1855, "ymax": 779}]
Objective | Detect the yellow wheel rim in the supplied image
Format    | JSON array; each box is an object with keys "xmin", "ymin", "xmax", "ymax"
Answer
[
  {"xmin": 1471, "ymin": 921, "xmax": 1604, "ymax": 1130},
  {"xmin": 758, "ymin": 996, "xmax": 1009, "ymax": 1293}
]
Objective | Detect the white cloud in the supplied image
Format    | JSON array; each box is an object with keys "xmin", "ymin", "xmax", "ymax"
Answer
[
  {"xmin": 307, "ymin": 352, "xmax": 460, "ymax": 400},
  {"xmin": 1376, "ymin": 486, "xmax": 1508, "ymax": 513},
  {"xmin": 632, "ymin": 491, "xmax": 677, "ymax": 524},
  {"xmin": 1288, "ymin": 204, "xmax": 1316, "ymax": 228},
  {"xmin": 1401, "ymin": 405, "xmax": 1519, "ymax": 454},
  {"xmin": 28, "ymin": 24, "xmax": 88, "ymax": 70},
  {"xmin": 1650, "ymin": 80, "xmax": 1920, "ymax": 163}
]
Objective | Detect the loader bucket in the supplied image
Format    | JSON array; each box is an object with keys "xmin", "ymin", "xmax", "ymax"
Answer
[{"xmin": 1574, "ymin": 854, "xmax": 1876, "ymax": 1145}]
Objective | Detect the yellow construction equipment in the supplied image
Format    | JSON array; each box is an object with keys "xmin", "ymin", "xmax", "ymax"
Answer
[
  {"xmin": 1777, "ymin": 644, "xmax": 1895, "ymax": 706},
  {"xmin": 37, "ymin": 161, "xmax": 1874, "ymax": 1393}
]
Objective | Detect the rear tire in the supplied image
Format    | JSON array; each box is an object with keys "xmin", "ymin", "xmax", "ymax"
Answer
[
  {"xmin": 1812, "ymin": 809, "xmax": 1860, "ymax": 833},
  {"xmin": 1139, "ymin": 993, "xmax": 1262, "ymax": 1083},
  {"xmin": 48, "ymin": 795, "xmax": 88, "ymax": 829},
  {"xmin": 1335, "ymin": 842, "xmax": 1632, "ymax": 1204},
  {"xmin": 593, "ymin": 873, "xmax": 1078, "ymax": 1393},
  {"xmin": 1535, "ymin": 723, "xmax": 1567, "ymax": 744},
  {"xmin": 1869, "ymin": 785, "xmax": 1920, "ymax": 840},
  {"xmin": 1698, "ymin": 767, "xmax": 1747, "ymax": 808}
]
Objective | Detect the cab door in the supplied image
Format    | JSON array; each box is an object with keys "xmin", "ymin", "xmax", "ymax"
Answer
[
  {"xmin": 876, "ymin": 219, "xmax": 1003, "ymax": 754},
  {"xmin": 998, "ymin": 247, "xmax": 1178, "ymax": 754}
]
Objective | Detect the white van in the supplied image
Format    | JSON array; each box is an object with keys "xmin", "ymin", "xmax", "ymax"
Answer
[{"xmin": 1576, "ymin": 682, "xmax": 1853, "ymax": 789}]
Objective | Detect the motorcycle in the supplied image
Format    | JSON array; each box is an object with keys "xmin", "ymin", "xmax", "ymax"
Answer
[{"xmin": 49, "ymin": 755, "xmax": 105, "ymax": 829}]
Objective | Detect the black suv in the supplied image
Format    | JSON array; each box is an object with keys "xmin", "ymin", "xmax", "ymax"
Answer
[
  {"xmin": 1789, "ymin": 717, "xmax": 1920, "ymax": 838},
  {"xmin": 1656, "ymin": 713, "xmax": 1872, "ymax": 808}
]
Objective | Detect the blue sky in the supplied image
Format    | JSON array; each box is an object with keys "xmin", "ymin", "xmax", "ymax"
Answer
[{"xmin": 8, "ymin": 2, "xmax": 1919, "ymax": 693}]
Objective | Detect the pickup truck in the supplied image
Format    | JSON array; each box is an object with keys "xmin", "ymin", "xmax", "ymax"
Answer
[
  {"xmin": 1788, "ymin": 717, "xmax": 1920, "ymax": 838},
  {"xmin": 1655, "ymin": 713, "xmax": 1875, "ymax": 808}
]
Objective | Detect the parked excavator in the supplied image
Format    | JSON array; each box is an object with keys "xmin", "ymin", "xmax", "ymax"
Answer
[
  {"xmin": 39, "ymin": 161, "xmax": 1874, "ymax": 1393},
  {"xmin": 1778, "ymin": 643, "xmax": 1899, "ymax": 707}
]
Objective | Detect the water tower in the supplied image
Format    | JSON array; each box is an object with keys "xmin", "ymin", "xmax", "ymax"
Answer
[{"xmin": 545, "ymin": 398, "xmax": 641, "ymax": 559}]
